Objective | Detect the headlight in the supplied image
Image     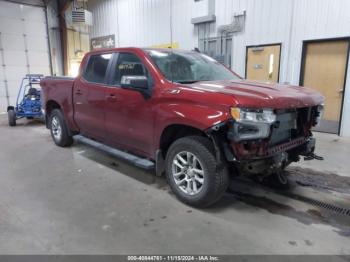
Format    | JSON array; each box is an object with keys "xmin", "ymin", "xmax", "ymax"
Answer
[
  {"xmin": 314, "ymin": 104, "xmax": 324, "ymax": 126},
  {"xmin": 229, "ymin": 108, "xmax": 276, "ymax": 141},
  {"xmin": 231, "ymin": 108, "xmax": 276, "ymax": 123}
]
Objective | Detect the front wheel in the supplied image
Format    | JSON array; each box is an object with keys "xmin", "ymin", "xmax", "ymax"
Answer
[
  {"xmin": 8, "ymin": 109, "xmax": 16, "ymax": 126},
  {"xmin": 49, "ymin": 109, "xmax": 73, "ymax": 147},
  {"xmin": 165, "ymin": 136, "xmax": 229, "ymax": 207}
]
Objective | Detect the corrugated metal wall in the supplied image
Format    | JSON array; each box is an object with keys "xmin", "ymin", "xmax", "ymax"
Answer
[
  {"xmin": 87, "ymin": 0, "xmax": 350, "ymax": 136},
  {"xmin": 88, "ymin": 0, "xmax": 207, "ymax": 49}
]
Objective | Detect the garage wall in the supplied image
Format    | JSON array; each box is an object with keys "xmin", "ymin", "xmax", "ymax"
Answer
[
  {"xmin": 87, "ymin": 0, "xmax": 350, "ymax": 136},
  {"xmin": 220, "ymin": 0, "xmax": 350, "ymax": 136},
  {"xmin": 288, "ymin": 0, "xmax": 350, "ymax": 137},
  {"xmin": 0, "ymin": 1, "xmax": 51, "ymax": 110},
  {"xmin": 88, "ymin": 0, "xmax": 207, "ymax": 49},
  {"xmin": 222, "ymin": 0, "xmax": 350, "ymax": 81}
]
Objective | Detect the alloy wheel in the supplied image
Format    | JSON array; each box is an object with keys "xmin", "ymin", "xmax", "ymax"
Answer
[
  {"xmin": 171, "ymin": 151, "xmax": 205, "ymax": 195},
  {"xmin": 51, "ymin": 116, "xmax": 62, "ymax": 142}
]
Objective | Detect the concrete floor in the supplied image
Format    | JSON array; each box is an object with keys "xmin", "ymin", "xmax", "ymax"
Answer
[
  {"xmin": 0, "ymin": 115, "xmax": 349, "ymax": 254},
  {"xmin": 294, "ymin": 132, "xmax": 350, "ymax": 178}
]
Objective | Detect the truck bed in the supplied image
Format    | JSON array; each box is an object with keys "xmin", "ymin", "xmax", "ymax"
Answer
[{"xmin": 40, "ymin": 76, "xmax": 77, "ymax": 131}]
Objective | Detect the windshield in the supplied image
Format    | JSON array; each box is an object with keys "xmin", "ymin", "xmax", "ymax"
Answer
[{"xmin": 145, "ymin": 49, "xmax": 241, "ymax": 84}]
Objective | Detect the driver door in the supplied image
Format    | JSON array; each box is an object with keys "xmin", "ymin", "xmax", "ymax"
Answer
[{"xmin": 104, "ymin": 52, "xmax": 155, "ymax": 157}]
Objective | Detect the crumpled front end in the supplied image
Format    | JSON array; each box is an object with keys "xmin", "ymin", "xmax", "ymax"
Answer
[{"xmin": 207, "ymin": 105, "xmax": 324, "ymax": 176}]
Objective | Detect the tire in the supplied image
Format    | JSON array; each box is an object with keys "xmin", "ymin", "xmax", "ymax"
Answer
[
  {"xmin": 165, "ymin": 136, "xmax": 229, "ymax": 207},
  {"xmin": 8, "ymin": 110, "xmax": 16, "ymax": 126},
  {"xmin": 265, "ymin": 170, "xmax": 290, "ymax": 190},
  {"xmin": 49, "ymin": 109, "xmax": 73, "ymax": 147}
]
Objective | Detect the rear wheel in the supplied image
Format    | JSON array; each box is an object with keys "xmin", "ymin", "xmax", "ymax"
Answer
[
  {"xmin": 49, "ymin": 109, "xmax": 73, "ymax": 147},
  {"xmin": 8, "ymin": 110, "xmax": 16, "ymax": 126},
  {"xmin": 165, "ymin": 136, "xmax": 229, "ymax": 207}
]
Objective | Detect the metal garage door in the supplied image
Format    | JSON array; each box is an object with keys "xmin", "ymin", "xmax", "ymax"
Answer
[{"xmin": 0, "ymin": 1, "xmax": 51, "ymax": 111}]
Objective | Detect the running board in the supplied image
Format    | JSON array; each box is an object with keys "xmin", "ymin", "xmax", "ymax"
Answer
[{"xmin": 74, "ymin": 135, "xmax": 155, "ymax": 170}]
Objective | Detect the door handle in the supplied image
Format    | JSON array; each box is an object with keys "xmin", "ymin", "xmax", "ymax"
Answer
[
  {"xmin": 338, "ymin": 89, "xmax": 344, "ymax": 93},
  {"xmin": 106, "ymin": 94, "xmax": 117, "ymax": 102},
  {"xmin": 75, "ymin": 89, "xmax": 83, "ymax": 95}
]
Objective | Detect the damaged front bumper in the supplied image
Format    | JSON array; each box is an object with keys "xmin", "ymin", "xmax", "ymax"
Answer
[
  {"xmin": 233, "ymin": 137, "xmax": 317, "ymax": 175},
  {"xmin": 206, "ymin": 114, "xmax": 320, "ymax": 175},
  {"xmin": 231, "ymin": 136, "xmax": 315, "ymax": 160}
]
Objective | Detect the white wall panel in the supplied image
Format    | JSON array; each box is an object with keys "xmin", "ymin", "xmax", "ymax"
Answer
[
  {"xmin": 214, "ymin": 0, "xmax": 293, "ymax": 80},
  {"xmin": 22, "ymin": 5, "xmax": 46, "ymax": 23},
  {"xmin": 0, "ymin": 1, "xmax": 50, "ymax": 111},
  {"xmin": 26, "ymin": 36, "xmax": 49, "ymax": 52},
  {"xmin": 0, "ymin": 1, "xmax": 22, "ymax": 19},
  {"xmin": 30, "ymin": 66, "xmax": 50, "ymax": 76},
  {"xmin": 172, "ymin": 0, "xmax": 205, "ymax": 49},
  {"xmin": 1, "ymin": 35, "xmax": 25, "ymax": 51},
  {"xmin": 5, "ymin": 66, "xmax": 27, "ymax": 82},
  {"xmin": 0, "ymin": 18, "xmax": 23, "ymax": 34},
  {"xmin": 2, "ymin": 51, "xmax": 26, "ymax": 67},
  {"xmin": 0, "ymin": 83, "xmax": 8, "ymax": 112},
  {"xmin": 88, "ymin": 0, "xmax": 206, "ymax": 49},
  {"xmin": 24, "ymin": 21, "xmax": 48, "ymax": 37},
  {"xmin": 28, "ymin": 52, "xmax": 50, "ymax": 67}
]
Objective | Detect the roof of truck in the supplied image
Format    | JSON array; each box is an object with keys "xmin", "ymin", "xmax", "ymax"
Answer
[{"xmin": 86, "ymin": 47, "xmax": 195, "ymax": 56}]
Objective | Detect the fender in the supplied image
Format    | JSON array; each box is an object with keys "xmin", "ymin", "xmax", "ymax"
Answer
[{"xmin": 153, "ymin": 102, "xmax": 231, "ymax": 152}]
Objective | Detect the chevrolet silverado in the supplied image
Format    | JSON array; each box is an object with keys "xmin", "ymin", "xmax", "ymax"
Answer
[{"xmin": 40, "ymin": 47, "xmax": 324, "ymax": 207}]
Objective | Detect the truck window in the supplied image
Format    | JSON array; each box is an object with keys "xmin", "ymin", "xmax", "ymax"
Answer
[
  {"xmin": 83, "ymin": 54, "xmax": 112, "ymax": 84},
  {"xmin": 145, "ymin": 49, "xmax": 241, "ymax": 83},
  {"xmin": 112, "ymin": 53, "xmax": 148, "ymax": 85}
]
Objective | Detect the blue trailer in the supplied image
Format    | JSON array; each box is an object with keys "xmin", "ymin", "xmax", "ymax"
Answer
[{"xmin": 7, "ymin": 74, "xmax": 45, "ymax": 126}]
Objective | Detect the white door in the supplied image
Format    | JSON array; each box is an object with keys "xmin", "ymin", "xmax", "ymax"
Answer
[{"xmin": 0, "ymin": 1, "xmax": 51, "ymax": 111}]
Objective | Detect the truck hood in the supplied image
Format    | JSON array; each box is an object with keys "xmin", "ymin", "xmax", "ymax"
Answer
[{"xmin": 185, "ymin": 80, "xmax": 324, "ymax": 109}]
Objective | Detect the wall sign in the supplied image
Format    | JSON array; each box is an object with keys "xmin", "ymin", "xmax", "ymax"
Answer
[{"xmin": 91, "ymin": 35, "xmax": 115, "ymax": 50}]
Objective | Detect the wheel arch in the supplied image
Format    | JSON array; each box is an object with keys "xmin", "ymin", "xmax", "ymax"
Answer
[
  {"xmin": 45, "ymin": 100, "xmax": 61, "ymax": 128},
  {"xmin": 46, "ymin": 100, "xmax": 61, "ymax": 115},
  {"xmin": 155, "ymin": 124, "xmax": 209, "ymax": 177},
  {"xmin": 159, "ymin": 124, "xmax": 208, "ymax": 157}
]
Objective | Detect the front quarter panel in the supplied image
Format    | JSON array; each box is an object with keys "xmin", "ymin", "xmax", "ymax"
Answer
[{"xmin": 154, "ymin": 87, "xmax": 234, "ymax": 151}]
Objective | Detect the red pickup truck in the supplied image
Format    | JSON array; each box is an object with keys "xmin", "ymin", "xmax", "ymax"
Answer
[{"xmin": 40, "ymin": 47, "xmax": 324, "ymax": 207}]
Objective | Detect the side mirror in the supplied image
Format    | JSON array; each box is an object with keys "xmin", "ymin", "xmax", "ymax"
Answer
[{"xmin": 121, "ymin": 75, "xmax": 148, "ymax": 90}]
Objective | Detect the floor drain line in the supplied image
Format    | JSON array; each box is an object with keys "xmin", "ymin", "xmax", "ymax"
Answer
[
  {"xmin": 230, "ymin": 178, "xmax": 350, "ymax": 217},
  {"xmin": 285, "ymin": 193, "xmax": 350, "ymax": 216}
]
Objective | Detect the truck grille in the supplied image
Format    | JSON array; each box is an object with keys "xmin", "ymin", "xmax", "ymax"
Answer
[
  {"xmin": 269, "ymin": 111, "xmax": 297, "ymax": 146},
  {"xmin": 269, "ymin": 107, "xmax": 314, "ymax": 146}
]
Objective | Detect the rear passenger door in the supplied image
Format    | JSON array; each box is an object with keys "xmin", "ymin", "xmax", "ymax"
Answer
[
  {"xmin": 74, "ymin": 53, "xmax": 113, "ymax": 141},
  {"xmin": 104, "ymin": 52, "xmax": 155, "ymax": 157}
]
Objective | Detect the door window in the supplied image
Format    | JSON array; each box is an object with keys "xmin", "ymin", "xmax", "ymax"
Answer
[
  {"xmin": 112, "ymin": 53, "xmax": 148, "ymax": 85},
  {"xmin": 83, "ymin": 53, "xmax": 112, "ymax": 84}
]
